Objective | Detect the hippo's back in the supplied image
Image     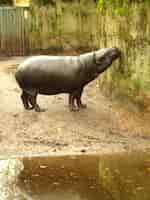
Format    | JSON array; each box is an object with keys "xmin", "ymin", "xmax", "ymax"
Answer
[{"xmin": 17, "ymin": 55, "xmax": 78, "ymax": 74}]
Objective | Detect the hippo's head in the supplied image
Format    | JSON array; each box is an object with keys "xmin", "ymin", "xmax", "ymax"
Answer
[{"xmin": 93, "ymin": 47, "xmax": 121, "ymax": 73}]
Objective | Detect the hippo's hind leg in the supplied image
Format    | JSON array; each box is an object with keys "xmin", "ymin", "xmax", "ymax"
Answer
[
  {"xmin": 21, "ymin": 91, "xmax": 31, "ymax": 110},
  {"xmin": 28, "ymin": 94, "xmax": 43, "ymax": 112}
]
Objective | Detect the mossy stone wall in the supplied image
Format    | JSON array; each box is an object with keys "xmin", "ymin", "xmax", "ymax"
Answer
[{"xmin": 29, "ymin": 1, "xmax": 150, "ymax": 108}]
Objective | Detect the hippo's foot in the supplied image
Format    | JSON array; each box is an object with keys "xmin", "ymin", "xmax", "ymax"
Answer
[
  {"xmin": 23, "ymin": 105, "xmax": 30, "ymax": 110},
  {"xmin": 69, "ymin": 105, "xmax": 80, "ymax": 112},
  {"xmin": 34, "ymin": 105, "xmax": 45, "ymax": 112},
  {"xmin": 76, "ymin": 98, "xmax": 87, "ymax": 109},
  {"xmin": 78, "ymin": 103, "xmax": 87, "ymax": 109},
  {"xmin": 26, "ymin": 106, "xmax": 34, "ymax": 110},
  {"xmin": 23, "ymin": 104, "xmax": 34, "ymax": 111}
]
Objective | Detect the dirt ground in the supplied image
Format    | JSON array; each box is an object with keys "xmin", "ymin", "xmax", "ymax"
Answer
[{"xmin": 0, "ymin": 57, "xmax": 149, "ymax": 158}]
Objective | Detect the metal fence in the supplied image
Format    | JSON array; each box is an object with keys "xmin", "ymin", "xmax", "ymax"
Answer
[{"xmin": 0, "ymin": 7, "xmax": 29, "ymax": 56}]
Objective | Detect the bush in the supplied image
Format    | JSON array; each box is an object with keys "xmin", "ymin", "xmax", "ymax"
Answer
[
  {"xmin": 0, "ymin": 0, "xmax": 13, "ymax": 5},
  {"xmin": 31, "ymin": 0, "xmax": 55, "ymax": 6}
]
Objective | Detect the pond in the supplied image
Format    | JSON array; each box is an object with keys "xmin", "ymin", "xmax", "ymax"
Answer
[{"xmin": 0, "ymin": 151, "xmax": 150, "ymax": 200}]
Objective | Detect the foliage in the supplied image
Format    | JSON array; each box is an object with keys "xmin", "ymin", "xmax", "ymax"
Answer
[
  {"xmin": 0, "ymin": 0, "xmax": 13, "ymax": 5},
  {"xmin": 97, "ymin": 0, "xmax": 150, "ymax": 15},
  {"xmin": 97, "ymin": 0, "xmax": 129, "ymax": 16},
  {"xmin": 31, "ymin": 0, "xmax": 55, "ymax": 6}
]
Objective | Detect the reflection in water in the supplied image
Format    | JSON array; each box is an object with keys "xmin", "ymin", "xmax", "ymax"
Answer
[
  {"xmin": 99, "ymin": 152, "xmax": 150, "ymax": 200},
  {"xmin": 19, "ymin": 156, "xmax": 105, "ymax": 200},
  {"xmin": 1, "ymin": 152, "xmax": 150, "ymax": 200}
]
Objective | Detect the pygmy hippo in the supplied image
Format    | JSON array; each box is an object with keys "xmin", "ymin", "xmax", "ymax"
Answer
[{"xmin": 15, "ymin": 47, "xmax": 121, "ymax": 112}]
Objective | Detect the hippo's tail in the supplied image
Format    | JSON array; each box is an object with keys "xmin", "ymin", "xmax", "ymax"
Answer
[
  {"xmin": 15, "ymin": 68, "xmax": 24, "ymax": 90},
  {"xmin": 15, "ymin": 67, "xmax": 37, "ymax": 96}
]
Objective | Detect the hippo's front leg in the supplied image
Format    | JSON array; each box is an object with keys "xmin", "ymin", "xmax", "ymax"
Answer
[
  {"xmin": 69, "ymin": 93, "xmax": 79, "ymax": 111},
  {"xmin": 69, "ymin": 88, "xmax": 86, "ymax": 111},
  {"xmin": 76, "ymin": 88, "xmax": 87, "ymax": 109}
]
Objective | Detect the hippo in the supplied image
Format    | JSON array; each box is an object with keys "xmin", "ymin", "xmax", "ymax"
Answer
[{"xmin": 15, "ymin": 47, "xmax": 121, "ymax": 112}]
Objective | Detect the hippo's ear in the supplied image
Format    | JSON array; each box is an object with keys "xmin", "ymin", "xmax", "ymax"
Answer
[{"xmin": 93, "ymin": 52, "xmax": 97, "ymax": 64}]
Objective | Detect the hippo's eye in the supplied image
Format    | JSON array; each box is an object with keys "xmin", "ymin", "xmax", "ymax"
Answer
[{"xmin": 97, "ymin": 56, "xmax": 106, "ymax": 64}]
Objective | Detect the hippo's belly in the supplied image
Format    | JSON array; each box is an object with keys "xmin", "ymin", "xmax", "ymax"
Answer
[
  {"xmin": 38, "ymin": 87, "xmax": 71, "ymax": 95},
  {"xmin": 20, "ymin": 73, "xmax": 80, "ymax": 95}
]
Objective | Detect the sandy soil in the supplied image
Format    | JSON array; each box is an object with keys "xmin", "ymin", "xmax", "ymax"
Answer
[{"xmin": 0, "ymin": 57, "xmax": 149, "ymax": 158}]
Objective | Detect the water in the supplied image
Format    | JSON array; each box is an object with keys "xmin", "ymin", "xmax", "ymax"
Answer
[
  {"xmin": 19, "ymin": 155, "xmax": 103, "ymax": 200},
  {"xmin": 0, "ymin": 151, "xmax": 150, "ymax": 200}
]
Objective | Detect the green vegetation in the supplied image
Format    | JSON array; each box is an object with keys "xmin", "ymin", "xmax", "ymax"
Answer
[
  {"xmin": 97, "ymin": 0, "xmax": 150, "ymax": 110},
  {"xmin": 0, "ymin": 0, "xmax": 13, "ymax": 5},
  {"xmin": 31, "ymin": 0, "xmax": 55, "ymax": 6},
  {"xmin": 99, "ymin": 153, "xmax": 150, "ymax": 200},
  {"xmin": 97, "ymin": 0, "xmax": 150, "ymax": 15}
]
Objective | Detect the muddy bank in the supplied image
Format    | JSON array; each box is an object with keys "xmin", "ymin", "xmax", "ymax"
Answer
[{"xmin": 0, "ymin": 57, "xmax": 149, "ymax": 158}]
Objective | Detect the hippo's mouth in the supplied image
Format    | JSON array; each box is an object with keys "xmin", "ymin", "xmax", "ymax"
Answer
[{"xmin": 111, "ymin": 48, "xmax": 122, "ymax": 59}]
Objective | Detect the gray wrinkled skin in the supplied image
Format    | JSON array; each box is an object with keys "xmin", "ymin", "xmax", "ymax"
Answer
[{"xmin": 15, "ymin": 47, "xmax": 121, "ymax": 112}]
